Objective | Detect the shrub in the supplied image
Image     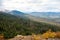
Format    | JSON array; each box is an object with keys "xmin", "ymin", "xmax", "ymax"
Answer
[
  {"xmin": 55, "ymin": 32, "xmax": 60, "ymax": 38},
  {"xmin": 42, "ymin": 29, "xmax": 56, "ymax": 39}
]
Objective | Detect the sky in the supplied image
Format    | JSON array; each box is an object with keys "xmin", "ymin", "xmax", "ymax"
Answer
[{"xmin": 0, "ymin": 0, "xmax": 60, "ymax": 12}]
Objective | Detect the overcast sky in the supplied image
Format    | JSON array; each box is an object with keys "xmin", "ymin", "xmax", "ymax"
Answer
[{"xmin": 0, "ymin": 0, "xmax": 60, "ymax": 12}]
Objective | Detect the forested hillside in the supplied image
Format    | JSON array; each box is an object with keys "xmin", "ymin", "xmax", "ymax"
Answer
[{"xmin": 0, "ymin": 12, "xmax": 60, "ymax": 38}]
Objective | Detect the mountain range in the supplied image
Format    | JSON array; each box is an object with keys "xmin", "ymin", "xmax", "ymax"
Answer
[
  {"xmin": 1, "ymin": 10, "xmax": 60, "ymax": 25},
  {"xmin": 2, "ymin": 10, "xmax": 60, "ymax": 18},
  {"xmin": 29, "ymin": 12, "xmax": 60, "ymax": 18}
]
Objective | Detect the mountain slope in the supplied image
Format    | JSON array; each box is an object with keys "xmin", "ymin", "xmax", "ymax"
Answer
[
  {"xmin": 0, "ymin": 11, "xmax": 60, "ymax": 38},
  {"xmin": 0, "ymin": 11, "xmax": 31, "ymax": 38}
]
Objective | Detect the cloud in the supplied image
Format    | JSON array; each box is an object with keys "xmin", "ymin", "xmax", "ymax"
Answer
[
  {"xmin": 0, "ymin": 0, "xmax": 60, "ymax": 12},
  {"xmin": 0, "ymin": 0, "xmax": 3, "ymax": 11}
]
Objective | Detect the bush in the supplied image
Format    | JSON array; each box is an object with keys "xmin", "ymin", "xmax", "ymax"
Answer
[
  {"xmin": 42, "ymin": 29, "xmax": 56, "ymax": 38},
  {"xmin": 55, "ymin": 32, "xmax": 60, "ymax": 38}
]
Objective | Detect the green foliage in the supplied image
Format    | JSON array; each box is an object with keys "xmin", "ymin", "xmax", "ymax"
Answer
[{"xmin": 0, "ymin": 12, "xmax": 60, "ymax": 39}]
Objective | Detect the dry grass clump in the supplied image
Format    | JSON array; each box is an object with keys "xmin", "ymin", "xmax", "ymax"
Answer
[{"xmin": 32, "ymin": 34, "xmax": 41, "ymax": 40}]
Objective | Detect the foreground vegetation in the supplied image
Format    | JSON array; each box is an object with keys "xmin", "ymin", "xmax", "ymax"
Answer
[
  {"xmin": 32, "ymin": 30, "xmax": 60, "ymax": 40},
  {"xmin": 0, "ymin": 12, "xmax": 60, "ymax": 39},
  {"xmin": 0, "ymin": 30, "xmax": 60, "ymax": 40}
]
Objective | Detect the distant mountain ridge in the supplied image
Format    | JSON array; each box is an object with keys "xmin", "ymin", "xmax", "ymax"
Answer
[
  {"xmin": 29, "ymin": 12, "xmax": 60, "ymax": 18},
  {"xmin": 1, "ymin": 10, "xmax": 60, "ymax": 18},
  {"xmin": 10, "ymin": 10, "xmax": 25, "ymax": 16},
  {"xmin": 0, "ymin": 10, "xmax": 26, "ymax": 17},
  {"xmin": 8, "ymin": 10, "xmax": 29, "ymax": 19}
]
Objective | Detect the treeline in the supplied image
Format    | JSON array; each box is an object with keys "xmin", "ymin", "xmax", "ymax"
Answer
[{"xmin": 0, "ymin": 12, "xmax": 60, "ymax": 39}]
